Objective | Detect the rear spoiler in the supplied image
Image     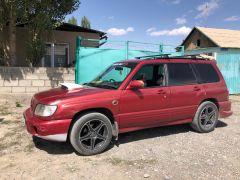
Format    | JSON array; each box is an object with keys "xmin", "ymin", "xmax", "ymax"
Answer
[{"xmin": 60, "ymin": 83, "xmax": 83, "ymax": 90}]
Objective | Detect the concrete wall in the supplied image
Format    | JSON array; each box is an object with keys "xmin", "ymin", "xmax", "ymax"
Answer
[{"xmin": 0, "ymin": 66, "xmax": 75, "ymax": 93}]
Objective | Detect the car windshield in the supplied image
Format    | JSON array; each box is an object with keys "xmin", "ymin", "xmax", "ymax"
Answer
[{"xmin": 85, "ymin": 62, "xmax": 137, "ymax": 89}]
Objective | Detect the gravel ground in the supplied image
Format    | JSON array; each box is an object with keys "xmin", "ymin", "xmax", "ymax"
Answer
[{"xmin": 0, "ymin": 94, "xmax": 239, "ymax": 180}]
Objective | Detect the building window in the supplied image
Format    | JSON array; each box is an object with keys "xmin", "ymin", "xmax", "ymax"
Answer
[
  {"xmin": 197, "ymin": 39, "xmax": 201, "ymax": 47},
  {"xmin": 42, "ymin": 43, "xmax": 69, "ymax": 67}
]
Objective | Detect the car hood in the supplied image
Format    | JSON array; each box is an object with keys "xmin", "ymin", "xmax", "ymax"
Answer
[{"xmin": 34, "ymin": 85, "xmax": 112, "ymax": 105}]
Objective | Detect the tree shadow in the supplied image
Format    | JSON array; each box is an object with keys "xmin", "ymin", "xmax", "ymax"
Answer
[{"xmin": 32, "ymin": 120, "xmax": 228, "ymax": 155}]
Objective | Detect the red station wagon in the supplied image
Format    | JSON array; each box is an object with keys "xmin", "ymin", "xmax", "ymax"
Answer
[{"xmin": 24, "ymin": 55, "xmax": 232, "ymax": 155}]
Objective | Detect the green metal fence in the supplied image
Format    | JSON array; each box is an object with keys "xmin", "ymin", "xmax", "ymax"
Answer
[
  {"xmin": 75, "ymin": 37, "xmax": 184, "ymax": 84},
  {"xmin": 185, "ymin": 47, "xmax": 240, "ymax": 94}
]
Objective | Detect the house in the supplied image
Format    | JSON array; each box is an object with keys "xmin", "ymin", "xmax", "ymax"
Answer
[
  {"xmin": 0, "ymin": 23, "xmax": 106, "ymax": 67},
  {"xmin": 181, "ymin": 26, "xmax": 240, "ymax": 94}
]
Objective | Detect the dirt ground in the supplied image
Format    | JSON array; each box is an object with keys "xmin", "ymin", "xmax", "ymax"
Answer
[{"xmin": 0, "ymin": 94, "xmax": 239, "ymax": 180}]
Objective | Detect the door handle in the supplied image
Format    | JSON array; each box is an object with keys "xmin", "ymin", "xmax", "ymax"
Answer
[
  {"xmin": 157, "ymin": 90, "xmax": 167, "ymax": 94},
  {"xmin": 193, "ymin": 86, "xmax": 201, "ymax": 91}
]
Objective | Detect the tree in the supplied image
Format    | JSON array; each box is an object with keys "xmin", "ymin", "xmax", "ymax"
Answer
[
  {"xmin": 81, "ymin": 16, "xmax": 91, "ymax": 29},
  {"xmin": 68, "ymin": 16, "xmax": 78, "ymax": 25},
  {"xmin": 0, "ymin": 0, "xmax": 80, "ymax": 66}
]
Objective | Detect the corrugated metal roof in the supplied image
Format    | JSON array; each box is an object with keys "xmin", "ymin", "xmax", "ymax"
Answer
[{"xmin": 182, "ymin": 26, "xmax": 240, "ymax": 48}]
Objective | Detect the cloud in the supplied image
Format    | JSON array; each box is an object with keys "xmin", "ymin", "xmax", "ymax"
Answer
[
  {"xmin": 106, "ymin": 27, "xmax": 135, "ymax": 36},
  {"xmin": 146, "ymin": 26, "xmax": 191, "ymax": 36},
  {"xmin": 195, "ymin": 0, "xmax": 219, "ymax": 19},
  {"xmin": 146, "ymin": 27, "xmax": 156, "ymax": 33},
  {"xmin": 161, "ymin": 0, "xmax": 181, "ymax": 4},
  {"xmin": 126, "ymin": 27, "xmax": 134, "ymax": 32},
  {"xmin": 176, "ymin": 17, "xmax": 187, "ymax": 25},
  {"xmin": 224, "ymin": 16, "xmax": 240, "ymax": 22},
  {"xmin": 108, "ymin": 16, "xmax": 114, "ymax": 20}
]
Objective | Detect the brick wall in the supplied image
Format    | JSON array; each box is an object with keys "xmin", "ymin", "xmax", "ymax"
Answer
[{"xmin": 0, "ymin": 67, "xmax": 75, "ymax": 93}]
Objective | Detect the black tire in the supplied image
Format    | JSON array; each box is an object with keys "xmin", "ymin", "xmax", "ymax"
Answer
[
  {"xmin": 190, "ymin": 101, "xmax": 219, "ymax": 133},
  {"xmin": 70, "ymin": 112, "xmax": 113, "ymax": 155}
]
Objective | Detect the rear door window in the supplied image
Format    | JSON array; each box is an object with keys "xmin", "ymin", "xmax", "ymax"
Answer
[
  {"xmin": 167, "ymin": 63, "xmax": 197, "ymax": 86},
  {"xmin": 194, "ymin": 63, "xmax": 220, "ymax": 83}
]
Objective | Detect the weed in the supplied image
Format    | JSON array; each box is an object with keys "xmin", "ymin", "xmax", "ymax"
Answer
[
  {"xmin": 107, "ymin": 157, "xmax": 157, "ymax": 168},
  {"xmin": 24, "ymin": 142, "xmax": 35, "ymax": 152},
  {"xmin": 16, "ymin": 101, "xmax": 23, "ymax": 108},
  {"xmin": 0, "ymin": 106, "xmax": 11, "ymax": 115}
]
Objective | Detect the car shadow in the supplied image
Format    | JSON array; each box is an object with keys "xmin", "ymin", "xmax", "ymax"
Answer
[
  {"xmin": 32, "ymin": 120, "xmax": 228, "ymax": 155},
  {"xmin": 32, "ymin": 136, "xmax": 74, "ymax": 155},
  {"xmin": 116, "ymin": 120, "xmax": 228, "ymax": 145}
]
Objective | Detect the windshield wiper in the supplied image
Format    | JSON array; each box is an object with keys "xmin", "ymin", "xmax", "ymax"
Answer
[
  {"xmin": 95, "ymin": 84, "xmax": 117, "ymax": 89},
  {"xmin": 86, "ymin": 83, "xmax": 116, "ymax": 89}
]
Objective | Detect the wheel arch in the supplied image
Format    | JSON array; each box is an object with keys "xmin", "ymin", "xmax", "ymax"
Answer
[
  {"xmin": 67, "ymin": 107, "xmax": 118, "ymax": 141},
  {"xmin": 200, "ymin": 98, "xmax": 219, "ymax": 109}
]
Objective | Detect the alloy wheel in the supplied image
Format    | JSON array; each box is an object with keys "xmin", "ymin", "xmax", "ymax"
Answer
[
  {"xmin": 199, "ymin": 105, "xmax": 217, "ymax": 130},
  {"xmin": 79, "ymin": 119, "xmax": 108, "ymax": 151}
]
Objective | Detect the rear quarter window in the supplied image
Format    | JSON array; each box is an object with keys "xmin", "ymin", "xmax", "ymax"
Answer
[{"xmin": 194, "ymin": 63, "xmax": 220, "ymax": 83}]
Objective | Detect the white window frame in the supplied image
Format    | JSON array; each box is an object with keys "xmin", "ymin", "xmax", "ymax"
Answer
[{"xmin": 42, "ymin": 42, "xmax": 70, "ymax": 67}]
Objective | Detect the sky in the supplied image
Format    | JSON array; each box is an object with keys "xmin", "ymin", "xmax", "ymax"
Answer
[{"xmin": 66, "ymin": 0, "xmax": 240, "ymax": 46}]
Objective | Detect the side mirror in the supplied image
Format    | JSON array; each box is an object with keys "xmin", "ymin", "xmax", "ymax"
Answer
[{"xmin": 127, "ymin": 80, "xmax": 144, "ymax": 89}]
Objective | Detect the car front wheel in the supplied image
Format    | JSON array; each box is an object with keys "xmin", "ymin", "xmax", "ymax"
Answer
[{"xmin": 70, "ymin": 112, "xmax": 113, "ymax": 155}]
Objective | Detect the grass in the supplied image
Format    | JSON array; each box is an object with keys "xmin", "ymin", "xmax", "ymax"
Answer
[
  {"xmin": 0, "ymin": 119, "xmax": 22, "ymax": 125},
  {"xmin": 0, "ymin": 105, "xmax": 11, "ymax": 115},
  {"xmin": 24, "ymin": 142, "xmax": 35, "ymax": 152},
  {"xmin": 2, "ymin": 163, "xmax": 16, "ymax": 170},
  {"xmin": 0, "ymin": 125, "xmax": 25, "ymax": 152},
  {"xmin": 15, "ymin": 101, "xmax": 23, "ymax": 108},
  {"xmin": 107, "ymin": 157, "xmax": 157, "ymax": 168}
]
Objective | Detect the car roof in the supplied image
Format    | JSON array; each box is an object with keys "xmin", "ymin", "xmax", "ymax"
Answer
[{"xmin": 119, "ymin": 58, "xmax": 216, "ymax": 65}]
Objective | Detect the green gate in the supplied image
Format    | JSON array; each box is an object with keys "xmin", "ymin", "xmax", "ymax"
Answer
[{"xmin": 75, "ymin": 37, "xmax": 184, "ymax": 84}]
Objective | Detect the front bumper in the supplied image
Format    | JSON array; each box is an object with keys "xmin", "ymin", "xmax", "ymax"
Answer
[
  {"xmin": 23, "ymin": 108, "xmax": 71, "ymax": 142},
  {"xmin": 219, "ymin": 101, "xmax": 233, "ymax": 118}
]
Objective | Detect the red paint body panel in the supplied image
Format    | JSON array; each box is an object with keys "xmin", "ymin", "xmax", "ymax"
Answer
[
  {"xmin": 24, "ymin": 58, "xmax": 233, "ymax": 140},
  {"xmin": 24, "ymin": 108, "xmax": 71, "ymax": 136}
]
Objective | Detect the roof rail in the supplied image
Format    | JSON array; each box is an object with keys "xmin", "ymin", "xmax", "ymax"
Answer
[
  {"xmin": 171, "ymin": 54, "xmax": 214, "ymax": 60},
  {"xmin": 135, "ymin": 54, "xmax": 214, "ymax": 61},
  {"xmin": 135, "ymin": 54, "xmax": 171, "ymax": 59}
]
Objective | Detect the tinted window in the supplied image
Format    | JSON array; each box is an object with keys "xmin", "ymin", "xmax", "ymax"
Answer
[
  {"xmin": 168, "ymin": 63, "xmax": 197, "ymax": 86},
  {"xmin": 194, "ymin": 63, "xmax": 220, "ymax": 83},
  {"xmin": 132, "ymin": 64, "xmax": 166, "ymax": 87}
]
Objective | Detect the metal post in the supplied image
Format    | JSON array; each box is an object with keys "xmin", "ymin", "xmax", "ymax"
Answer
[
  {"xmin": 181, "ymin": 46, "xmax": 185, "ymax": 56},
  {"xmin": 51, "ymin": 43, "xmax": 54, "ymax": 67},
  {"xmin": 75, "ymin": 36, "xmax": 81, "ymax": 84},
  {"xmin": 159, "ymin": 43, "xmax": 164, "ymax": 54},
  {"xmin": 125, "ymin": 41, "xmax": 129, "ymax": 59}
]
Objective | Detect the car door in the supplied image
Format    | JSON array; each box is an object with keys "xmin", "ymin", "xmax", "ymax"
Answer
[
  {"xmin": 118, "ymin": 63, "xmax": 171, "ymax": 131},
  {"xmin": 167, "ymin": 63, "xmax": 206, "ymax": 122}
]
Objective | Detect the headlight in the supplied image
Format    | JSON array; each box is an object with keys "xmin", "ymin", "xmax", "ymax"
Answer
[{"xmin": 34, "ymin": 104, "xmax": 57, "ymax": 117}]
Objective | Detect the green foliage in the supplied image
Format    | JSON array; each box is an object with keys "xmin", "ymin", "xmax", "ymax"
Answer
[
  {"xmin": 68, "ymin": 16, "xmax": 78, "ymax": 25},
  {"xmin": 81, "ymin": 16, "xmax": 91, "ymax": 29},
  {"xmin": 0, "ymin": 46, "xmax": 4, "ymax": 66},
  {"xmin": 0, "ymin": 0, "xmax": 81, "ymax": 66},
  {"xmin": 15, "ymin": 101, "xmax": 22, "ymax": 108}
]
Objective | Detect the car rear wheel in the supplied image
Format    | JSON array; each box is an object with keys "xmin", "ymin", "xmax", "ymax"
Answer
[
  {"xmin": 70, "ymin": 112, "xmax": 113, "ymax": 155},
  {"xmin": 190, "ymin": 101, "xmax": 219, "ymax": 133}
]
